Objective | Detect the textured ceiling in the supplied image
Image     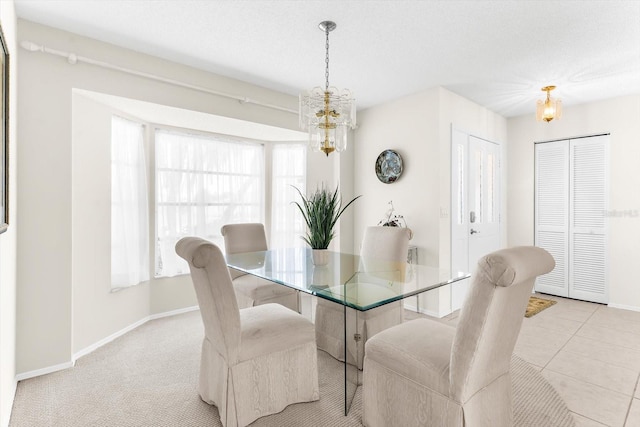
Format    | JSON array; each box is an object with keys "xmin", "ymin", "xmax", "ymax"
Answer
[{"xmin": 13, "ymin": 0, "xmax": 640, "ymax": 117}]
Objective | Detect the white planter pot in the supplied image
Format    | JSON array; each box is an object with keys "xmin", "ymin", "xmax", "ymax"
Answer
[{"xmin": 312, "ymin": 249, "xmax": 330, "ymax": 266}]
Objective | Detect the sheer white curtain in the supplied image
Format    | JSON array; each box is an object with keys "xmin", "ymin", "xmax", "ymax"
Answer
[
  {"xmin": 271, "ymin": 143, "xmax": 306, "ymax": 249},
  {"xmin": 111, "ymin": 116, "xmax": 149, "ymax": 289},
  {"xmin": 155, "ymin": 129, "xmax": 264, "ymax": 277}
]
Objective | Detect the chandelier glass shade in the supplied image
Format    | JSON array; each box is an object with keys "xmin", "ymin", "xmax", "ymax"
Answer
[
  {"xmin": 536, "ymin": 85, "xmax": 562, "ymax": 122},
  {"xmin": 299, "ymin": 21, "xmax": 356, "ymax": 156}
]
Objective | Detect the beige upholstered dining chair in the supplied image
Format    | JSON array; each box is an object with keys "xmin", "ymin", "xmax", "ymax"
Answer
[
  {"xmin": 221, "ymin": 223, "xmax": 299, "ymax": 312},
  {"xmin": 315, "ymin": 226, "xmax": 412, "ymax": 369},
  {"xmin": 175, "ymin": 237, "xmax": 319, "ymax": 427},
  {"xmin": 362, "ymin": 246, "xmax": 555, "ymax": 427}
]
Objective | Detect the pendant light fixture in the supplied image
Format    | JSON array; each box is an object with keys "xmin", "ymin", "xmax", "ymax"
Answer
[
  {"xmin": 299, "ymin": 21, "xmax": 356, "ymax": 156},
  {"xmin": 536, "ymin": 85, "xmax": 562, "ymax": 122}
]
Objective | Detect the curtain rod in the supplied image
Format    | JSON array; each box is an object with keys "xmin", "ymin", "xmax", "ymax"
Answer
[{"xmin": 20, "ymin": 40, "xmax": 298, "ymax": 115}]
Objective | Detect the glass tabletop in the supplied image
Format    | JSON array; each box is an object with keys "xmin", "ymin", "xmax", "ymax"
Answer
[{"xmin": 226, "ymin": 247, "xmax": 469, "ymax": 311}]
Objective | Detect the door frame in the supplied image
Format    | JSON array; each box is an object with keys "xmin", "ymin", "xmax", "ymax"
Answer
[{"xmin": 450, "ymin": 126, "xmax": 503, "ymax": 311}]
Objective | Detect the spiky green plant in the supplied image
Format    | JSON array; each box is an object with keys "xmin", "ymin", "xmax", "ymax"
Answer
[{"xmin": 292, "ymin": 185, "xmax": 361, "ymax": 249}]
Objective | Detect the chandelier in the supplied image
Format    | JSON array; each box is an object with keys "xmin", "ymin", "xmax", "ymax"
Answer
[
  {"xmin": 536, "ymin": 85, "xmax": 562, "ymax": 122},
  {"xmin": 299, "ymin": 21, "xmax": 356, "ymax": 156}
]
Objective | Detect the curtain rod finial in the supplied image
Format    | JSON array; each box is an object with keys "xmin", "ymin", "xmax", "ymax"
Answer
[{"xmin": 20, "ymin": 41, "xmax": 42, "ymax": 52}]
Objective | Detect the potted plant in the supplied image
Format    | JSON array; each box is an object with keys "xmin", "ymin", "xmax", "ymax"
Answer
[
  {"xmin": 377, "ymin": 200, "xmax": 408, "ymax": 228},
  {"xmin": 292, "ymin": 184, "xmax": 361, "ymax": 265}
]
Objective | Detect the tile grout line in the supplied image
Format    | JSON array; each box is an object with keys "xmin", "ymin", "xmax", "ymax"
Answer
[
  {"xmin": 577, "ymin": 314, "xmax": 640, "ymax": 354},
  {"xmin": 540, "ymin": 301, "xmax": 597, "ymax": 370},
  {"xmin": 543, "ymin": 348, "xmax": 640, "ymax": 398},
  {"xmin": 623, "ymin": 373, "xmax": 640, "ymax": 426},
  {"xmin": 540, "ymin": 304, "xmax": 603, "ymax": 424},
  {"xmin": 569, "ymin": 411, "xmax": 609, "ymax": 427},
  {"xmin": 517, "ymin": 295, "xmax": 639, "ymax": 425},
  {"xmin": 575, "ymin": 304, "xmax": 640, "ymax": 427}
]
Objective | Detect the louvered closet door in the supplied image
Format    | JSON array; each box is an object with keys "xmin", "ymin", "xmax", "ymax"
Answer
[
  {"xmin": 535, "ymin": 141, "xmax": 569, "ymax": 297},
  {"xmin": 569, "ymin": 136, "xmax": 608, "ymax": 303},
  {"xmin": 535, "ymin": 135, "xmax": 608, "ymax": 303}
]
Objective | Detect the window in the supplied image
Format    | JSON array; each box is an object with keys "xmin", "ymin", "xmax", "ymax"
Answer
[
  {"xmin": 155, "ymin": 129, "xmax": 264, "ymax": 277},
  {"xmin": 457, "ymin": 144, "xmax": 464, "ymax": 225},
  {"xmin": 487, "ymin": 153, "xmax": 495, "ymax": 223},
  {"xmin": 111, "ymin": 116, "xmax": 149, "ymax": 289},
  {"xmin": 473, "ymin": 149, "xmax": 483, "ymax": 223},
  {"xmin": 271, "ymin": 143, "xmax": 307, "ymax": 249}
]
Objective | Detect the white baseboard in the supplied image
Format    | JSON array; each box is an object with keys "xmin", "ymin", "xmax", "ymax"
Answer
[
  {"xmin": 74, "ymin": 305, "xmax": 199, "ymax": 362},
  {"xmin": 15, "ymin": 360, "xmax": 74, "ymax": 382},
  {"xmin": 403, "ymin": 303, "xmax": 448, "ymax": 319},
  {"xmin": 72, "ymin": 317, "xmax": 149, "ymax": 362},
  {"xmin": 149, "ymin": 305, "xmax": 199, "ymax": 321},
  {"xmin": 15, "ymin": 305, "xmax": 200, "ymax": 382},
  {"xmin": 607, "ymin": 302, "xmax": 640, "ymax": 312}
]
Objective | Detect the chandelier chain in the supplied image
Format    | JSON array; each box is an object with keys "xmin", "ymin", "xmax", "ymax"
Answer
[{"xmin": 324, "ymin": 26, "xmax": 330, "ymax": 91}]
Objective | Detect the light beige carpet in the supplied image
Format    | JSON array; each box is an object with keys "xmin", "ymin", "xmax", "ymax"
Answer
[{"xmin": 10, "ymin": 311, "xmax": 575, "ymax": 427}]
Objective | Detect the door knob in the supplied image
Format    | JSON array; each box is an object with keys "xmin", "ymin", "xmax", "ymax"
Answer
[{"xmin": 470, "ymin": 229, "xmax": 479, "ymax": 235}]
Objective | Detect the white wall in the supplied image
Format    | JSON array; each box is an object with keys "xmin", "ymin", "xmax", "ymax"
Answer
[
  {"xmin": 354, "ymin": 89, "xmax": 440, "ymax": 263},
  {"xmin": 354, "ymin": 87, "xmax": 507, "ymax": 266},
  {"xmin": 0, "ymin": 2, "xmax": 17, "ymax": 425},
  {"xmin": 336, "ymin": 130, "xmax": 356, "ymax": 254},
  {"xmin": 17, "ymin": 19, "xmax": 342, "ymax": 377},
  {"xmin": 354, "ymin": 87, "xmax": 507, "ymax": 316},
  {"xmin": 71, "ymin": 94, "xmax": 152, "ymax": 353},
  {"xmin": 507, "ymin": 95, "xmax": 640, "ymax": 311}
]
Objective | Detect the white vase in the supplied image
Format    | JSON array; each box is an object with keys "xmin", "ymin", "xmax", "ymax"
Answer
[{"xmin": 312, "ymin": 249, "xmax": 330, "ymax": 266}]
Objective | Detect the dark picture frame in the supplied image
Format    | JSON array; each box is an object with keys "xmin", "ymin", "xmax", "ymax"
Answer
[{"xmin": 0, "ymin": 25, "xmax": 8, "ymax": 234}]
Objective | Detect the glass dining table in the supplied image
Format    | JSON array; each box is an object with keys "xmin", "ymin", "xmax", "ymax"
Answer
[{"xmin": 226, "ymin": 247, "xmax": 470, "ymax": 415}]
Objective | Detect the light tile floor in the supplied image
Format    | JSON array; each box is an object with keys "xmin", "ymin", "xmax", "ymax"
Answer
[
  {"xmin": 302, "ymin": 292, "xmax": 640, "ymax": 426},
  {"xmin": 415, "ymin": 293, "xmax": 640, "ymax": 427}
]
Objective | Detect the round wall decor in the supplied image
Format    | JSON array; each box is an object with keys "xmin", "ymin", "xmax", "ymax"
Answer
[{"xmin": 375, "ymin": 149, "xmax": 403, "ymax": 184}]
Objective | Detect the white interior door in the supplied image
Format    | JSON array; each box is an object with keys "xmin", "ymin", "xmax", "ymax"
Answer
[
  {"xmin": 534, "ymin": 140, "xmax": 570, "ymax": 296},
  {"xmin": 451, "ymin": 129, "xmax": 469, "ymax": 281},
  {"xmin": 534, "ymin": 135, "xmax": 608, "ymax": 303},
  {"xmin": 451, "ymin": 130, "xmax": 501, "ymax": 311},
  {"xmin": 569, "ymin": 136, "xmax": 608, "ymax": 303},
  {"xmin": 468, "ymin": 136, "xmax": 501, "ymax": 272}
]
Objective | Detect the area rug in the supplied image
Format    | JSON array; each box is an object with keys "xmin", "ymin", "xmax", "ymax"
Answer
[
  {"xmin": 10, "ymin": 310, "xmax": 575, "ymax": 427},
  {"xmin": 526, "ymin": 296, "xmax": 557, "ymax": 318}
]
